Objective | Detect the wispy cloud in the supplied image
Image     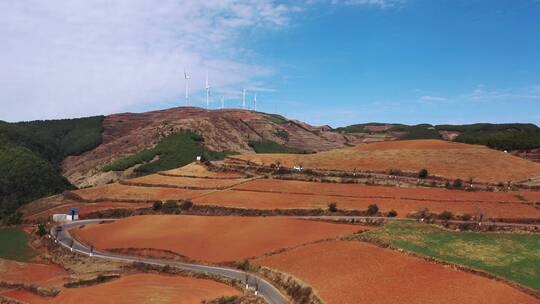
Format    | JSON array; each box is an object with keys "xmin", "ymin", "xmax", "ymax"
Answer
[
  {"xmin": 419, "ymin": 95, "xmax": 448, "ymax": 102},
  {"xmin": 0, "ymin": 0, "xmax": 297, "ymax": 121},
  {"xmin": 328, "ymin": 0, "xmax": 406, "ymax": 8},
  {"xmin": 463, "ymin": 85, "xmax": 540, "ymax": 102}
]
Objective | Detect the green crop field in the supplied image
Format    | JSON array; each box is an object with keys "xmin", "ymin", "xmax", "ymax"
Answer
[
  {"xmin": 359, "ymin": 221, "xmax": 540, "ymax": 290},
  {"xmin": 0, "ymin": 228, "xmax": 37, "ymax": 262}
]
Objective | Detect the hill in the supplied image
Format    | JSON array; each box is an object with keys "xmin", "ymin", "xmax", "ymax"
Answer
[
  {"xmin": 231, "ymin": 139, "xmax": 540, "ymax": 183},
  {"xmin": 336, "ymin": 123, "xmax": 540, "ymax": 152},
  {"xmin": 61, "ymin": 107, "xmax": 361, "ymax": 187}
]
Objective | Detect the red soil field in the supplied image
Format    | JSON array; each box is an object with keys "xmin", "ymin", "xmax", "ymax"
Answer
[
  {"xmin": 0, "ymin": 258, "xmax": 67, "ymax": 287},
  {"xmin": 232, "ymin": 139, "xmax": 540, "ymax": 183},
  {"xmin": 128, "ymin": 174, "xmax": 249, "ymax": 188},
  {"xmin": 73, "ymin": 183, "xmax": 210, "ymax": 201},
  {"xmin": 24, "ymin": 202, "xmax": 153, "ymax": 220},
  {"xmin": 194, "ymin": 189, "xmax": 540, "ymax": 219},
  {"xmin": 255, "ymin": 240, "xmax": 540, "ymax": 304},
  {"xmin": 235, "ymin": 179, "xmax": 526, "ymax": 203},
  {"xmin": 2, "ymin": 273, "xmax": 239, "ymax": 304},
  {"xmin": 71, "ymin": 215, "xmax": 361, "ymax": 263},
  {"xmin": 161, "ymin": 162, "xmax": 245, "ymax": 178}
]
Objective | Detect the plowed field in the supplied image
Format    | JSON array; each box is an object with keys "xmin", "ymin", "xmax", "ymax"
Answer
[
  {"xmin": 161, "ymin": 163, "xmax": 245, "ymax": 178},
  {"xmin": 73, "ymin": 183, "xmax": 210, "ymax": 201},
  {"xmin": 0, "ymin": 258, "xmax": 67, "ymax": 287},
  {"xmin": 1, "ymin": 273, "xmax": 239, "ymax": 304},
  {"xmin": 254, "ymin": 240, "xmax": 540, "ymax": 304},
  {"xmin": 127, "ymin": 174, "xmax": 248, "ymax": 188},
  {"xmin": 71, "ymin": 215, "xmax": 360, "ymax": 262},
  {"xmin": 232, "ymin": 140, "xmax": 540, "ymax": 183}
]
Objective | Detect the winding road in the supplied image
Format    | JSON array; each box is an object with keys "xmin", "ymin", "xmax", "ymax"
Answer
[{"xmin": 51, "ymin": 219, "xmax": 289, "ymax": 304}]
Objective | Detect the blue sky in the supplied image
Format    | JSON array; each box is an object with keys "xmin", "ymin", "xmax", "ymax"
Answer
[{"xmin": 2, "ymin": 0, "xmax": 540, "ymax": 127}]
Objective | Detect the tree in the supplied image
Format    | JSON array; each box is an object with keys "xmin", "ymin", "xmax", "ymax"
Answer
[
  {"xmin": 367, "ymin": 204, "xmax": 379, "ymax": 215},
  {"xmin": 452, "ymin": 179, "xmax": 463, "ymax": 189},
  {"xmin": 152, "ymin": 201, "xmax": 162, "ymax": 211},
  {"xmin": 418, "ymin": 169, "xmax": 429, "ymax": 179},
  {"xmin": 386, "ymin": 210, "xmax": 398, "ymax": 217},
  {"xmin": 162, "ymin": 201, "xmax": 178, "ymax": 213},
  {"xmin": 36, "ymin": 223, "xmax": 47, "ymax": 237},
  {"xmin": 327, "ymin": 202, "xmax": 338, "ymax": 212},
  {"xmin": 180, "ymin": 200, "xmax": 193, "ymax": 210},
  {"xmin": 439, "ymin": 210, "xmax": 453, "ymax": 221}
]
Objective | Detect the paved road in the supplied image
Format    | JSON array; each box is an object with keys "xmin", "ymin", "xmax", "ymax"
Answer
[{"xmin": 51, "ymin": 219, "xmax": 288, "ymax": 304}]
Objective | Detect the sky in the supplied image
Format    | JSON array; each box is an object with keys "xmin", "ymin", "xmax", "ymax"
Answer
[{"xmin": 1, "ymin": 0, "xmax": 540, "ymax": 127}]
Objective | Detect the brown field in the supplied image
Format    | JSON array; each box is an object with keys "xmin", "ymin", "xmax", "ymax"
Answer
[
  {"xmin": 0, "ymin": 258, "xmax": 67, "ymax": 287},
  {"xmin": 71, "ymin": 215, "xmax": 360, "ymax": 263},
  {"xmin": 254, "ymin": 240, "xmax": 540, "ymax": 304},
  {"xmin": 232, "ymin": 139, "xmax": 540, "ymax": 183},
  {"xmin": 235, "ymin": 179, "xmax": 525, "ymax": 203},
  {"xmin": 2, "ymin": 273, "xmax": 239, "ymax": 304},
  {"xmin": 127, "ymin": 174, "xmax": 249, "ymax": 188},
  {"xmin": 73, "ymin": 183, "xmax": 210, "ymax": 201},
  {"xmin": 161, "ymin": 162, "xmax": 245, "ymax": 178},
  {"xmin": 24, "ymin": 201, "xmax": 153, "ymax": 220},
  {"xmin": 194, "ymin": 189, "xmax": 539, "ymax": 218}
]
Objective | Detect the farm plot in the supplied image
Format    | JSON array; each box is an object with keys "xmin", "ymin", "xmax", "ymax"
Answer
[
  {"xmin": 0, "ymin": 228, "xmax": 37, "ymax": 262},
  {"xmin": 231, "ymin": 139, "xmax": 540, "ymax": 183},
  {"xmin": 361, "ymin": 221, "xmax": 540, "ymax": 290},
  {"xmin": 2, "ymin": 273, "xmax": 239, "ymax": 304},
  {"xmin": 127, "ymin": 174, "xmax": 249, "ymax": 189},
  {"xmin": 160, "ymin": 162, "xmax": 245, "ymax": 178},
  {"xmin": 194, "ymin": 189, "xmax": 540, "ymax": 219},
  {"xmin": 24, "ymin": 201, "xmax": 154, "ymax": 221},
  {"xmin": 254, "ymin": 240, "xmax": 540, "ymax": 304},
  {"xmin": 0, "ymin": 258, "xmax": 67, "ymax": 287},
  {"xmin": 234, "ymin": 179, "xmax": 525, "ymax": 203},
  {"xmin": 73, "ymin": 183, "xmax": 210, "ymax": 202},
  {"xmin": 71, "ymin": 215, "xmax": 360, "ymax": 263}
]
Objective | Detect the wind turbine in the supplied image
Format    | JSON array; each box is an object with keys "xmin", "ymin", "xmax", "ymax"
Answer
[
  {"xmin": 253, "ymin": 93, "xmax": 257, "ymax": 111},
  {"xmin": 205, "ymin": 71, "xmax": 210, "ymax": 109},
  {"xmin": 184, "ymin": 68, "xmax": 191, "ymax": 106},
  {"xmin": 242, "ymin": 88, "xmax": 246, "ymax": 109},
  {"xmin": 221, "ymin": 96, "xmax": 225, "ymax": 109}
]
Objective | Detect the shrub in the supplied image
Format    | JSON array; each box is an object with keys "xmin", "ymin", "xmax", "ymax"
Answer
[
  {"xmin": 237, "ymin": 259, "xmax": 252, "ymax": 271},
  {"xmin": 452, "ymin": 179, "xmax": 463, "ymax": 189},
  {"xmin": 162, "ymin": 201, "xmax": 178, "ymax": 213},
  {"xmin": 418, "ymin": 169, "xmax": 429, "ymax": 179},
  {"xmin": 386, "ymin": 210, "xmax": 398, "ymax": 217},
  {"xmin": 461, "ymin": 213, "xmax": 472, "ymax": 221},
  {"xmin": 180, "ymin": 200, "xmax": 193, "ymax": 210},
  {"xmin": 327, "ymin": 202, "xmax": 338, "ymax": 212},
  {"xmin": 386, "ymin": 168, "xmax": 402, "ymax": 176},
  {"xmin": 367, "ymin": 204, "xmax": 379, "ymax": 215},
  {"xmin": 152, "ymin": 201, "xmax": 162, "ymax": 211},
  {"xmin": 36, "ymin": 223, "xmax": 47, "ymax": 237},
  {"xmin": 4, "ymin": 211, "xmax": 23, "ymax": 225},
  {"xmin": 439, "ymin": 210, "xmax": 453, "ymax": 221}
]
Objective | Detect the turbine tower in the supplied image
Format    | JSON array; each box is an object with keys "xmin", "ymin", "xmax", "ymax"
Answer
[
  {"xmin": 242, "ymin": 88, "xmax": 246, "ymax": 109},
  {"xmin": 253, "ymin": 93, "xmax": 257, "ymax": 111},
  {"xmin": 184, "ymin": 68, "xmax": 191, "ymax": 106},
  {"xmin": 205, "ymin": 71, "xmax": 210, "ymax": 109},
  {"xmin": 221, "ymin": 96, "xmax": 225, "ymax": 109}
]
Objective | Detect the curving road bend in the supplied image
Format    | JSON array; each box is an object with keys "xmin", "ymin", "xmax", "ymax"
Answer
[{"xmin": 51, "ymin": 219, "xmax": 288, "ymax": 304}]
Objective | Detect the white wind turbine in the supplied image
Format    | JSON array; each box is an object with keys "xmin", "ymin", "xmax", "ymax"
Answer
[
  {"xmin": 205, "ymin": 71, "xmax": 210, "ymax": 109},
  {"xmin": 253, "ymin": 93, "xmax": 257, "ymax": 111},
  {"xmin": 221, "ymin": 96, "xmax": 225, "ymax": 109},
  {"xmin": 184, "ymin": 68, "xmax": 191, "ymax": 106}
]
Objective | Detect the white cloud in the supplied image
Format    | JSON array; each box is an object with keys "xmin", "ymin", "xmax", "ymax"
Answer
[
  {"xmin": 328, "ymin": 0, "xmax": 406, "ymax": 8},
  {"xmin": 0, "ymin": 0, "xmax": 295, "ymax": 121},
  {"xmin": 419, "ymin": 95, "xmax": 448, "ymax": 102},
  {"xmin": 463, "ymin": 85, "xmax": 540, "ymax": 102}
]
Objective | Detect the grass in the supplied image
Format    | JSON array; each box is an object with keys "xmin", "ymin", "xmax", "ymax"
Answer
[
  {"xmin": 102, "ymin": 131, "xmax": 233, "ymax": 174},
  {"xmin": 359, "ymin": 221, "xmax": 540, "ymax": 290},
  {"xmin": 0, "ymin": 228, "xmax": 37, "ymax": 262},
  {"xmin": 249, "ymin": 140, "xmax": 312, "ymax": 154}
]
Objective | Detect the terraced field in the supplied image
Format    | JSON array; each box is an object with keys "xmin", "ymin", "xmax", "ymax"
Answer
[
  {"xmin": 71, "ymin": 215, "xmax": 361, "ymax": 263},
  {"xmin": 231, "ymin": 140, "xmax": 540, "ymax": 183},
  {"xmin": 254, "ymin": 240, "xmax": 540, "ymax": 304}
]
